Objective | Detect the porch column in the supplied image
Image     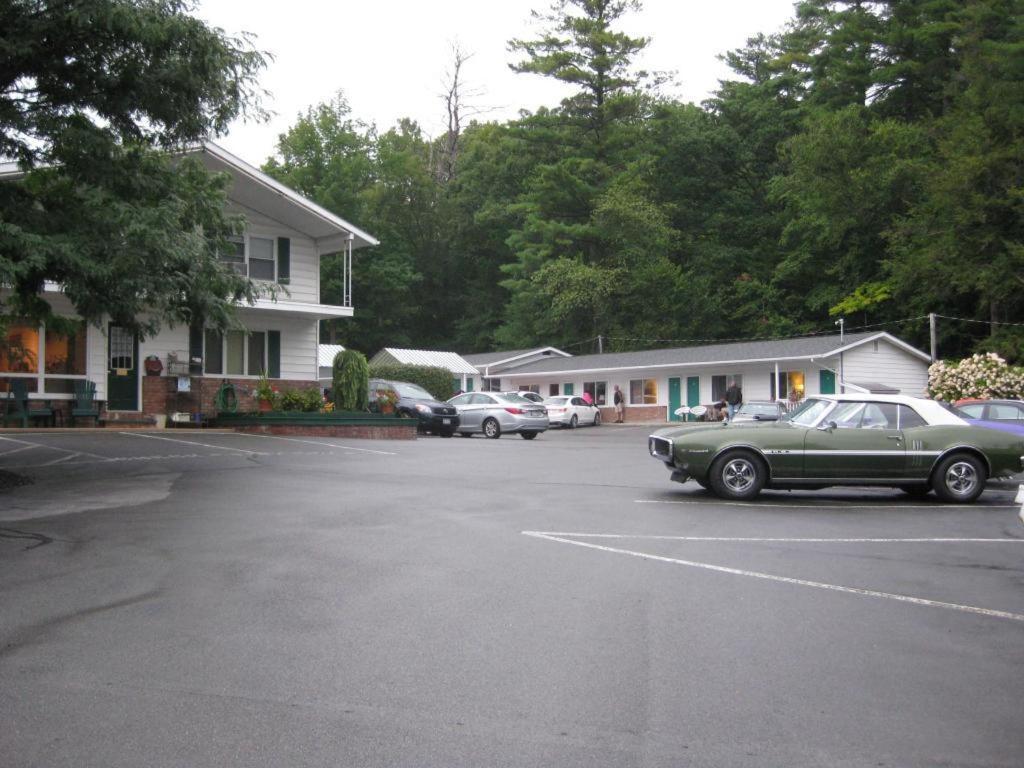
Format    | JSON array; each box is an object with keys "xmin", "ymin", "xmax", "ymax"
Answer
[{"xmin": 774, "ymin": 362, "xmax": 780, "ymax": 401}]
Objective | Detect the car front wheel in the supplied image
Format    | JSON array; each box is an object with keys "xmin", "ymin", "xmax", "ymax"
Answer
[
  {"xmin": 482, "ymin": 418, "xmax": 501, "ymax": 439},
  {"xmin": 520, "ymin": 432, "xmax": 538, "ymax": 440},
  {"xmin": 708, "ymin": 450, "xmax": 766, "ymax": 501},
  {"xmin": 932, "ymin": 453, "xmax": 986, "ymax": 503},
  {"xmin": 593, "ymin": 411, "xmax": 601, "ymax": 426}
]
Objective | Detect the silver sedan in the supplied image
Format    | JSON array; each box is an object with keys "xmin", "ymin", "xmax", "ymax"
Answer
[{"xmin": 447, "ymin": 392, "xmax": 549, "ymax": 439}]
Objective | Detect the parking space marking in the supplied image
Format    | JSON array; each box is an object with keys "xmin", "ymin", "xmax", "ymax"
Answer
[
  {"xmin": 120, "ymin": 431, "xmax": 271, "ymax": 455},
  {"xmin": 523, "ymin": 531, "xmax": 1024, "ymax": 623},
  {"xmin": 635, "ymin": 498, "xmax": 1019, "ymax": 510},
  {"xmin": 524, "ymin": 532, "xmax": 1024, "ymax": 544},
  {"xmin": 226, "ymin": 432, "xmax": 398, "ymax": 456},
  {"xmin": 0, "ymin": 435, "xmax": 110, "ymax": 460},
  {"xmin": 0, "ymin": 443, "xmax": 37, "ymax": 459}
]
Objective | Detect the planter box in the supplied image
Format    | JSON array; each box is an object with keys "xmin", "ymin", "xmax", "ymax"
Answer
[{"xmin": 215, "ymin": 411, "xmax": 417, "ymax": 440}]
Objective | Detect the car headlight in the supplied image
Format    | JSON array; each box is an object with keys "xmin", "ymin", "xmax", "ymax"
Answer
[{"xmin": 414, "ymin": 403, "xmax": 431, "ymax": 414}]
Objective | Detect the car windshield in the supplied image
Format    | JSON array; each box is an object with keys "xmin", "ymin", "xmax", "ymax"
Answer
[
  {"xmin": 787, "ymin": 398, "xmax": 834, "ymax": 427},
  {"xmin": 392, "ymin": 382, "xmax": 434, "ymax": 400}
]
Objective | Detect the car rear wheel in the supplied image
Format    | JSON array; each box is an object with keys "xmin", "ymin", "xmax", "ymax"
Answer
[
  {"xmin": 439, "ymin": 430, "xmax": 454, "ymax": 438},
  {"xmin": 520, "ymin": 432, "xmax": 538, "ymax": 440},
  {"xmin": 459, "ymin": 432, "xmax": 472, "ymax": 438},
  {"xmin": 708, "ymin": 450, "xmax": 766, "ymax": 501},
  {"xmin": 569, "ymin": 414, "xmax": 578, "ymax": 429},
  {"xmin": 593, "ymin": 411, "xmax": 601, "ymax": 426},
  {"xmin": 482, "ymin": 418, "xmax": 501, "ymax": 439},
  {"xmin": 932, "ymin": 453, "xmax": 986, "ymax": 503}
]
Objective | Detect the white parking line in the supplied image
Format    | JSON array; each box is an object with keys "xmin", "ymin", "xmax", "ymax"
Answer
[
  {"xmin": 522, "ymin": 531, "xmax": 1024, "ymax": 623},
  {"xmin": 119, "ymin": 431, "xmax": 270, "ymax": 455},
  {"xmin": 524, "ymin": 532, "xmax": 1024, "ymax": 544},
  {"xmin": 635, "ymin": 498, "xmax": 1019, "ymax": 510},
  {"xmin": 224, "ymin": 431, "xmax": 398, "ymax": 456},
  {"xmin": 0, "ymin": 434, "xmax": 110, "ymax": 460}
]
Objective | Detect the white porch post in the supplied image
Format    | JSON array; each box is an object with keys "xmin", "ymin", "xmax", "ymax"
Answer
[
  {"xmin": 774, "ymin": 362, "xmax": 780, "ymax": 401},
  {"xmin": 343, "ymin": 234, "xmax": 354, "ymax": 307}
]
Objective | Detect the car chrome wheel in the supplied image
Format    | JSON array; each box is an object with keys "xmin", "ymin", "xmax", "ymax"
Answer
[
  {"xmin": 722, "ymin": 458, "xmax": 756, "ymax": 493},
  {"xmin": 932, "ymin": 453, "xmax": 986, "ymax": 503},
  {"xmin": 482, "ymin": 418, "xmax": 501, "ymax": 439},
  {"xmin": 708, "ymin": 450, "xmax": 766, "ymax": 501}
]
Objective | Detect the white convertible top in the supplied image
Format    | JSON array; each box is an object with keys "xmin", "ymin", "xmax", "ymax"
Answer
[{"xmin": 818, "ymin": 394, "xmax": 966, "ymax": 426}]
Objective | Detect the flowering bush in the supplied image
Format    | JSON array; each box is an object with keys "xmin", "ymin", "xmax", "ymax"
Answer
[{"xmin": 928, "ymin": 352, "xmax": 1024, "ymax": 401}]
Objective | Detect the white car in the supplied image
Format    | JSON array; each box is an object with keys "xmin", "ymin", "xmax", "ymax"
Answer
[{"xmin": 544, "ymin": 395, "xmax": 601, "ymax": 428}]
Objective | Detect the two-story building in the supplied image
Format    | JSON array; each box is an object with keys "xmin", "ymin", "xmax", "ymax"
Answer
[{"xmin": 1, "ymin": 141, "xmax": 377, "ymax": 424}]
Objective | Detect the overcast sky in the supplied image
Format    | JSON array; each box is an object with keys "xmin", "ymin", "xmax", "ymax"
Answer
[{"xmin": 195, "ymin": 0, "xmax": 797, "ymax": 164}]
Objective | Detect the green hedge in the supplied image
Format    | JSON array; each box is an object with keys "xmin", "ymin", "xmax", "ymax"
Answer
[{"xmin": 368, "ymin": 364, "xmax": 456, "ymax": 401}]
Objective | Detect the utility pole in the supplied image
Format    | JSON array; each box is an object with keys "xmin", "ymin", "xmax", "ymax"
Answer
[
  {"xmin": 835, "ymin": 317, "xmax": 844, "ymax": 345},
  {"xmin": 597, "ymin": 335, "xmax": 603, "ymax": 354},
  {"xmin": 929, "ymin": 312, "xmax": 937, "ymax": 362}
]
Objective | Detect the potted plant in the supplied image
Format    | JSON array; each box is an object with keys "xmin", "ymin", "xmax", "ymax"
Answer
[
  {"xmin": 375, "ymin": 388, "xmax": 399, "ymax": 415},
  {"xmin": 254, "ymin": 372, "xmax": 277, "ymax": 412},
  {"xmin": 144, "ymin": 354, "xmax": 163, "ymax": 376}
]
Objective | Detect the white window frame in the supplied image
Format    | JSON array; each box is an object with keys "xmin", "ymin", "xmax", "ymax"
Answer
[
  {"xmin": 203, "ymin": 329, "xmax": 271, "ymax": 378},
  {"xmin": 224, "ymin": 234, "xmax": 277, "ymax": 282},
  {"xmin": 1, "ymin": 320, "xmax": 88, "ymax": 398},
  {"xmin": 629, "ymin": 378, "xmax": 658, "ymax": 405}
]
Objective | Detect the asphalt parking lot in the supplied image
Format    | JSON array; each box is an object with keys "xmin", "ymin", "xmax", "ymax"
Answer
[{"xmin": 1, "ymin": 426, "xmax": 1022, "ymax": 767}]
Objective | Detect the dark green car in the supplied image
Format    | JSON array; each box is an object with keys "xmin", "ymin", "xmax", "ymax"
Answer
[{"xmin": 649, "ymin": 395, "xmax": 1024, "ymax": 503}]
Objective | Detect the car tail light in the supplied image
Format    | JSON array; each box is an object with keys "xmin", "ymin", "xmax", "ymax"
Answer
[{"xmin": 504, "ymin": 407, "xmax": 526, "ymax": 415}]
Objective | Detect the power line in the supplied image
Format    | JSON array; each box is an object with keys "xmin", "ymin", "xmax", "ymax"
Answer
[{"xmin": 935, "ymin": 314, "xmax": 1024, "ymax": 329}]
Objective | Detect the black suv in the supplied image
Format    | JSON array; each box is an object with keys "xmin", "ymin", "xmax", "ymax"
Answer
[{"xmin": 368, "ymin": 378, "xmax": 460, "ymax": 437}]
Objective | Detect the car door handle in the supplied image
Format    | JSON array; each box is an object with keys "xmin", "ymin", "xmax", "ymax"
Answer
[{"xmin": 887, "ymin": 435, "xmax": 902, "ymax": 441}]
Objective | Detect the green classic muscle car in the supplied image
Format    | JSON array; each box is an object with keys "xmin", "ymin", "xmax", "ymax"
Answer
[{"xmin": 648, "ymin": 394, "xmax": 1024, "ymax": 503}]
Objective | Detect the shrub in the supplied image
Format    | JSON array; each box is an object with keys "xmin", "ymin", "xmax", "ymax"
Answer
[
  {"xmin": 278, "ymin": 387, "xmax": 324, "ymax": 412},
  {"xmin": 368, "ymin": 364, "xmax": 456, "ymax": 401},
  {"xmin": 334, "ymin": 349, "xmax": 369, "ymax": 411},
  {"xmin": 928, "ymin": 352, "xmax": 1024, "ymax": 401}
]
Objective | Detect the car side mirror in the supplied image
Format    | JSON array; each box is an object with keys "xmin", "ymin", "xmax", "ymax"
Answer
[{"xmin": 817, "ymin": 420, "xmax": 837, "ymax": 432}]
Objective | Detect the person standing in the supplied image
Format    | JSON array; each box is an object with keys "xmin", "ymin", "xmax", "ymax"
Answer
[
  {"xmin": 724, "ymin": 379, "xmax": 742, "ymax": 421},
  {"xmin": 613, "ymin": 385, "xmax": 625, "ymax": 423}
]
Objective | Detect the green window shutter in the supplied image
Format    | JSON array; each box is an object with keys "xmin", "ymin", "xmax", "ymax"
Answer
[
  {"xmin": 277, "ymin": 237, "xmax": 290, "ymax": 284},
  {"xmin": 189, "ymin": 324, "xmax": 203, "ymax": 373},
  {"xmin": 267, "ymin": 330, "xmax": 281, "ymax": 378},
  {"xmin": 563, "ymin": 383, "xmax": 573, "ymax": 395}
]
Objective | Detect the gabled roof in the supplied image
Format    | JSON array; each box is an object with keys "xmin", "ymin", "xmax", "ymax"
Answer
[
  {"xmin": 1, "ymin": 142, "xmax": 379, "ymax": 254},
  {"xmin": 318, "ymin": 344, "xmax": 346, "ymax": 367},
  {"xmin": 496, "ymin": 332, "xmax": 929, "ymax": 377},
  {"xmin": 461, "ymin": 346, "xmax": 572, "ymax": 370},
  {"xmin": 370, "ymin": 348, "xmax": 478, "ymax": 375},
  {"xmin": 197, "ymin": 142, "xmax": 378, "ymax": 252}
]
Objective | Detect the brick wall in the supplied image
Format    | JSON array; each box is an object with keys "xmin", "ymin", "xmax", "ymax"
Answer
[
  {"xmin": 142, "ymin": 375, "xmax": 318, "ymax": 417},
  {"xmin": 234, "ymin": 423, "xmax": 417, "ymax": 440},
  {"xmin": 599, "ymin": 404, "xmax": 665, "ymax": 423}
]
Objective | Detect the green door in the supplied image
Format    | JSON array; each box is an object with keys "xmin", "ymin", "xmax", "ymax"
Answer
[
  {"xmin": 466, "ymin": 378, "xmax": 474, "ymax": 392},
  {"xmin": 107, "ymin": 324, "xmax": 138, "ymax": 410},
  {"xmin": 819, "ymin": 369, "xmax": 836, "ymax": 395},
  {"xmin": 686, "ymin": 376, "xmax": 700, "ymax": 421},
  {"xmin": 668, "ymin": 377, "xmax": 682, "ymax": 421},
  {"xmin": 563, "ymin": 383, "xmax": 574, "ymax": 395}
]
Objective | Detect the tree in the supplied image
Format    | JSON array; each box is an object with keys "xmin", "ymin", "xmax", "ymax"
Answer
[
  {"xmin": 1, "ymin": 0, "xmax": 267, "ymax": 336},
  {"xmin": 498, "ymin": 0, "xmax": 659, "ymax": 347}
]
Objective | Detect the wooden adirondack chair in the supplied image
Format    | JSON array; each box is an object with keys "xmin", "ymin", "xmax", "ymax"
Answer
[
  {"xmin": 2, "ymin": 379, "xmax": 54, "ymax": 427},
  {"xmin": 71, "ymin": 380, "xmax": 100, "ymax": 426}
]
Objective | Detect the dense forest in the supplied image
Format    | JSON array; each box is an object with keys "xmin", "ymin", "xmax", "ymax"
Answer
[{"xmin": 262, "ymin": 0, "xmax": 1024, "ymax": 362}]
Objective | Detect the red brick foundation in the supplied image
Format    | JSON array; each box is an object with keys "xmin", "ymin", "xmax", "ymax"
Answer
[
  {"xmin": 598, "ymin": 404, "xmax": 665, "ymax": 423},
  {"xmin": 142, "ymin": 375, "xmax": 318, "ymax": 418},
  {"xmin": 233, "ymin": 423, "xmax": 417, "ymax": 440}
]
